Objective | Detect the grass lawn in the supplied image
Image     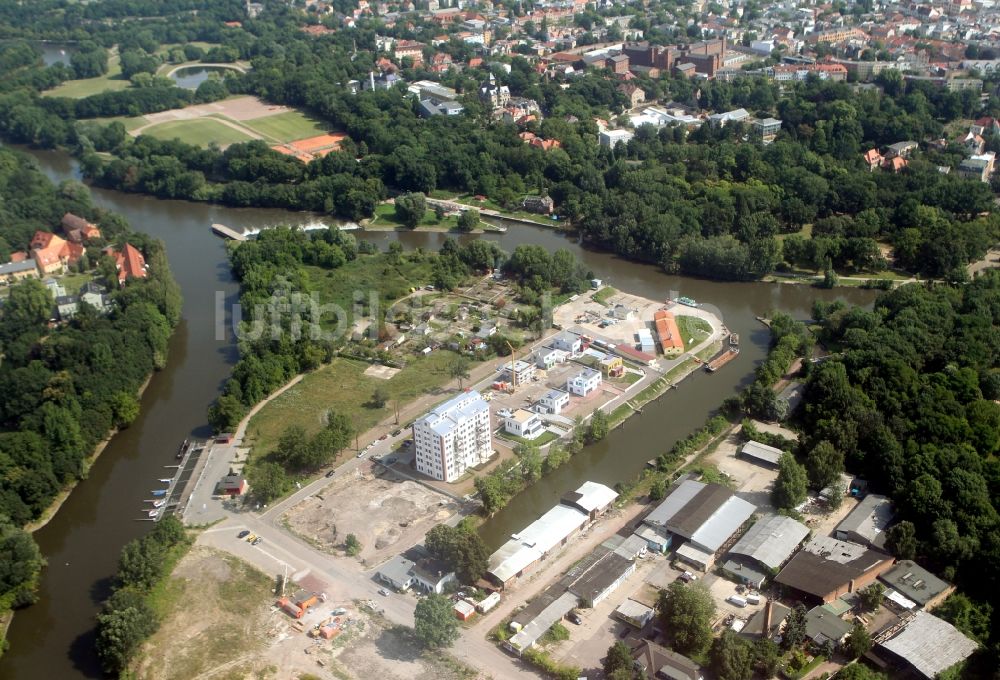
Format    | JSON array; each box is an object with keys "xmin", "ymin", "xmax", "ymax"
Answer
[
  {"xmin": 140, "ymin": 118, "xmax": 254, "ymax": 146},
  {"xmin": 56, "ymin": 272, "xmax": 97, "ymax": 295},
  {"xmin": 454, "ymin": 195, "xmax": 561, "ymax": 225},
  {"xmin": 245, "ymin": 351, "xmax": 460, "ymax": 455},
  {"xmin": 302, "ymin": 252, "xmax": 435, "ymax": 331},
  {"xmin": 607, "ymin": 403, "xmax": 635, "ymax": 428},
  {"xmin": 500, "ymin": 430, "xmax": 559, "ymax": 447},
  {"xmin": 776, "ymin": 223, "xmax": 814, "ymax": 241},
  {"xmin": 241, "ymin": 110, "xmax": 331, "ymax": 143},
  {"xmin": 44, "ymin": 54, "xmax": 130, "ymax": 98},
  {"xmin": 592, "ymin": 286, "xmax": 617, "ymax": 306},
  {"xmin": 675, "ymin": 315, "xmax": 712, "ymax": 351},
  {"xmin": 369, "ymin": 202, "xmax": 460, "ymax": 230}
]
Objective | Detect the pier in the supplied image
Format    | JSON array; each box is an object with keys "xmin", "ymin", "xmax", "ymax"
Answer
[
  {"xmin": 211, "ymin": 223, "xmax": 246, "ymax": 241},
  {"xmin": 705, "ymin": 347, "xmax": 740, "ymax": 372},
  {"xmin": 141, "ymin": 439, "xmax": 208, "ymax": 521}
]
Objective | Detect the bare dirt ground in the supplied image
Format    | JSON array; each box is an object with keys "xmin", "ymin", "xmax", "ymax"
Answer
[
  {"xmin": 136, "ymin": 547, "xmax": 479, "ymax": 680},
  {"xmin": 364, "ymin": 364, "xmax": 401, "ymax": 380},
  {"xmin": 134, "ymin": 546, "xmax": 276, "ymax": 680},
  {"xmin": 699, "ymin": 426, "xmax": 781, "ymax": 512},
  {"xmin": 143, "ymin": 96, "xmax": 290, "ymax": 124},
  {"xmin": 281, "ymin": 468, "xmax": 459, "ymax": 566}
]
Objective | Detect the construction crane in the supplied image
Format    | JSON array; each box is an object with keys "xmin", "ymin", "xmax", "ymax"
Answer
[{"xmin": 506, "ymin": 341, "xmax": 517, "ymax": 389}]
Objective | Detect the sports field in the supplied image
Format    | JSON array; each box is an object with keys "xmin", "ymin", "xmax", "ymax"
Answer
[
  {"xmin": 140, "ymin": 118, "xmax": 253, "ymax": 146},
  {"xmin": 241, "ymin": 110, "xmax": 329, "ymax": 143}
]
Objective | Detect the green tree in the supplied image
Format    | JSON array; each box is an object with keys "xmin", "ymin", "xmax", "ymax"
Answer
[
  {"xmin": 858, "ymin": 583, "xmax": 884, "ymax": 612},
  {"xmin": 457, "ymin": 209, "xmax": 480, "ymax": 232},
  {"xmin": 414, "ymin": 593, "xmax": 459, "ymax": 649},
  {"xmin": 370, "ymin": 385, "xmax": 389, "ymax": 408},
  {"xmin": 782, "ymin": 604, "xmax": 807, "ymax": 651},
  {"xmin": 95, "ymin": 591, "xmax": 159, "ymax": 674},
  {"xmin": 344, "ymin": 533, "xmax": 362, "ymax": 556},
  {"xmin": 752, "ymin": 638, "xmax": 780, "ymax": 677},
  {"xmin": 710, "ymin": 631, "xmax": 754, "ymax": 680},
  {"xmin": 656, "ymin": 582, "xmax": 715, "ymax": 656},
  {"xmin": 885, "ymin": 521, "xmax": 918, "ymax": 560},
  {"xmin": 110, "ymin": 391, "xmax": 140, "ymax": 428},
  {"xmin": 246, "ymin": 460, "xmax": 288, "ymax": 504},
  {"xmin": 517, "ymin": 443, "xmax": 542, "ymax": 482},
  {"xmin": 843, "ymin": 621, "xmax": 872, "ymax": 659},
  {"xmin": 805, "ymin": 440, "xmax": 844, "ymax": 491},
  {"xmin": 772, "ymin": 453, "xmax": 808, "ymax": 509},
  {"xmin": 587, "ymin": 408, "xmax": 609, "ymax": 442},
  {"xmin": 603, "ymin": 640, "xmax": 633, "ymax": 677},
  {"xmin": 424, "ymin": 523, "xmax": 489, "ymax": 584},
  {"xmin": 0, "ymin": 516, "xmax": 44, "ymax": 609},
  {"xmin": 933, "ymin": 593, "xmax": 993, "ymax": 643},
  {"xmin": 649, "ymin": 478, "xmax": 667, "ymax": 501},
  {"xmin": 448, "ymin": 355, "xmax": 471, "ymax": 389},
  {"xmin": 395, "ymin": 193, "xmax": 427, "ymax": 229}
]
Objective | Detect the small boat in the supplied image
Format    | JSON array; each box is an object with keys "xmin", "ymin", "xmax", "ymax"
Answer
[
  {"xmin": 729, "ymin": 334, "xmax": 740, "ymax": 347},
  {"xmin": 158, "ymin": 478, "xmax": 173, "ymax": 484},
  {"xmin": 675, "ymin": 296, "xmax": 699, "ymax": 308},
  {"xmin": 177, "ymin": 439, "xmax": 189, "ymax": 459},
  {"xmin": 151, "ymin": 489, "xmax": 167, "ymax": 496},
  {"xmin": 152, "ymin": 500, "xmax": 165, "ymax": 508},
  {"xmin": 147, "ymin": 509, "xmax": 159, "ymax": 518}
]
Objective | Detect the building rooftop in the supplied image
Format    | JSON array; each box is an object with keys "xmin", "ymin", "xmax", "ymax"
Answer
[
  {"xmin": 507, "ymin": 591, "xmax": 577, "ymax": 652},
  {"xmin": 644, "ymin": 478, "xmax": 705, "ymax": 529},
  {"xmin": 561, "ymin": 481, "xmax": 618, "ymax": 515},
  {"xmin": 775, "ymin": 536, "xmax": 893, "ymax": 600},
  {"xmin": 836, "ymin": 494, "xmax": 894, "ymax": 548},
  {"xmin": 615, "ymin": 598, "xmax": 654, "ymax": 622},
  {"xmin": 0, "ymin": 260, "xmax": 37, "ymax": 275},
  {"xmin": 565, "ymin": 548, "xmax": 634, "ymax": 604},
  {"xmin": 488, "ymin": 504, "xmax": 588, "ymax": 583},
  {"xmin": 805, "ymin": 605, "xmax": 852, "ymax": 645},
  {"xmin": 740, "ymin": 440, "xmax": 783, "ymax": 466},
  {"xmin": 416, "ymin": 390, "xmax": 489, "ymax": 438},
  {"xmin": 880, "ymin": 611, "xmax": 978, "ymax": 679},
  {"xmin": 729, "ymin": 514, "xmax": 809, "ymax": 570},
  {"xmin": 877, "ymin": 560, "xmax": 951, "ymax": 607},
  {"xmin": 630, "ymin": 640, "xmax": 703, "ymax": 680},
  {"xmin": 507, "ymin": 408, "xmax": 538, "ymax": 424}
]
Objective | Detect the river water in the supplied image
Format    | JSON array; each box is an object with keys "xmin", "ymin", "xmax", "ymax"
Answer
[
  {"xmin": 0, "ymin": 147, "xmax": 876, "ymax": 679},
  {"xmin": 169, "ymin": 65, "xmax": 231, "ymax": 90}
]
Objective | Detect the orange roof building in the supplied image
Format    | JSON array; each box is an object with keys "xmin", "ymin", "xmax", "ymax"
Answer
[
  {"xmin": 653, "ymin": 309, "xmax": 684, "ymax": 356},
  {"xmin": 31, "ymin": 231, "xmax": 83, "ymax": 274},
  {"xmin": 104, "ymin": 243, "xmax": 148, "ymax": 285},
  {"xmin": 61, "ymin": 213, "xmax": 102, "ymax": 243}
]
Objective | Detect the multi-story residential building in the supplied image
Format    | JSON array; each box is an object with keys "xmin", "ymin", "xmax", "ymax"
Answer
[
  {"xmin": 567, "ymin": 367, "xmax": 602, "ymax": 397},
  {"xmin": 413, "ymin": 391, "xmax": 493, "ymax": 482}
]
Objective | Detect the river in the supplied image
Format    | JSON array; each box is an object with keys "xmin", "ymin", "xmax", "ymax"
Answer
[{"xmin": 0, "ymin": 147, "xmax": 876, "ymax": 679}]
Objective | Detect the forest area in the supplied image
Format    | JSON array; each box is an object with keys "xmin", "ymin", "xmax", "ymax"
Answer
[
  {"xmin": 0, "ymin": 0, "xmax": 996, "ymax": 283},
  {"xmin": 0, "ymin": 144, "xmax": 181, "ymax": 627}
]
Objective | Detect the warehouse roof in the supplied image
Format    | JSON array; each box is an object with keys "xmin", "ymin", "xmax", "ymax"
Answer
[
  {"xmin": 644, "ymin": 479, "xmax": 704, "ymax": 529},
  {"xmin": 880, "ymin": 611, "xmax": 978, "ymax": 679},
  {"xmin": 878, "ymin": 560, "xmax": 951, "ymax": 607},
  {"xmin": 561, "ymin": 481, "xmax": 618, "ymax": 515},
  {"xmin": 775, "ymin": 536, "xmax": 893, "ymax": 600},
  {"xmin": 507, "ymin": 591, "xmax": 578, "ymax": 652},
  {"xmin": 836, "ymin": 494, "xmax": 894, "ymax": 548},
  {"xmin": 740, "ymin": 440, "xmax": 783, "ymax": 466},
  {"xmin": 729, "ymin": 514, "xmax": 809, "ymax": 570},
  {"xmin": 566, "ymin": 549, "xmax": 635, "ymax": 604},
  {"xmin": 488, "ymin": 504, "xmax": 588, "ymax": 583},
  {"xmin": 687, "ymin": 495, "xmax": 756, "ymax": 552},
  {"xmin": 668, "ymin": 483, "xmax": 739, "ymax": 538}
]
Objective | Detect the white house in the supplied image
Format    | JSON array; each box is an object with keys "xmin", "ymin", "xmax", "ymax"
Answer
[
  {"xmin": 567, "ymin": 368, "xmax": 602, "ymax": 397},
  {"xmin": 535, "ymin": 347, "xmax": 568, "ymax": 370},
  {"xmin": 504, "ymin": 409, "xmax": 545, "ymax": 440},
  {"xmin": 599, "ymin": 129, "xmax": 634, "ymax": 148},
  {"xmin": 550, "ymin": 331, "xmax": 582, "ymax": 355},
  {"xmin": 536, "ymin": 388, "xmax": 570, "ymax": 415},
  {"xmin": 503, "ymin": 359, "xmax": 536, "ymax": 386}
]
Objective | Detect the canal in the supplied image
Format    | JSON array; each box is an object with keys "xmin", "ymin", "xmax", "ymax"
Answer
[{"xmin": 0, "ymin": 147, "xmax": 876, "ymax": 678}]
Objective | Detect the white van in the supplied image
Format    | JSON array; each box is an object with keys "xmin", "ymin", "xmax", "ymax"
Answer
[
  {"xmin": 727, "ymin": 596, "xmax": 748, "ymax": 608},
  {"xmin": 746, "ymin": 594, "xmax": 761, "ymax": 605}
]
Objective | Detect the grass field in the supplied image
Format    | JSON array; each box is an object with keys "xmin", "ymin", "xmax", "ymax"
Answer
[
  {"xmin": 592, "ymin": 286, "xmax": 617, "ymax": 306},
  {"xmin": 141, "ymin": 118, "xmax": 254, "ymax": 146},
  {"xmin": 44, "ymin": 54, "xmax": 130, "ymax": 98},
  {"xmin": 245, "ymin": 352, "xmax": 460, "ymax": 455},
  {"xmin": 241, "ymin": 110, "xmax": 331, "ymax": 143},
  {"xmin": 303, "ymin": 252, "xmax": 435, "ymax": 331},
  {"xmin": 369, "ymin": 203, "xmax": 463, "ymax": 230},
  {"xmin": 676, "ymin": 315, "xmax": 712, "ymax": 351}
]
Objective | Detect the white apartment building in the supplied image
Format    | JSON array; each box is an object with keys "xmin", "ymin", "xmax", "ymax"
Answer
[
  {"xmin": 413, "ymin": 391, "xmax": 493, "ymax": 482},
  {"xmin": 536, "ymin": 388, "xmax": 570, "ymax": 415},
  {"xmin": 504, "ymin": 409, "xmax": 544, "ymax": 440},
  {"xmin": 567, "ymin": 368, "xmax": 603, "ymax": 397}
]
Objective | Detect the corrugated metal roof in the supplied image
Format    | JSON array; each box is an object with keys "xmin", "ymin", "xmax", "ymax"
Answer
[
  {"xmin": 644, "ymin": 479, "xmax": 705, "ymax": 528},
  {"xmin": 668, "ymin": 484, "xmax": 737, "ymax": 539},
  {"xmin": 729, "ymin": 514, "xmax": 809, "ymax": 570},
  {"xmin": 508, "ymin": 591, "xmax": 577, "ymax": 651},
  {"xmin": 881, "ymin": 611, "xmax": 978, "ymax": 678},
  {"xmin": 488, "ymin": 505, "xmax": 588, "ymax": 583},
  {"xmin": 836, "ymin": 494, "xmax": 894, "ymax": 547},
  {"xmin": 689, "ymin": 495, "xmax": 756, "ymax": 552},
  {"xmin": 741, "ymin": 440, "xmax": 783, "ymax": 465}
]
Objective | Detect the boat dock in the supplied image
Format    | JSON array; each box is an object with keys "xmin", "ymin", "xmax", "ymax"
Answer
[
  {"xmin": 140, "ymin": 439, "xmax": 208, "ymax": 521},
  {"xmin": 705, "ymin": 348, "xmax": 739, "ymax": 372},
  {"xmin": 211, "ymin": 223, "xmax": 246, "ymax": 241}
]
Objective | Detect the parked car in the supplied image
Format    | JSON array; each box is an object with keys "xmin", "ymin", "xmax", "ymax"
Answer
[
  {"xmin": 237, "ymin": 530, "xmax": 250, "ymax": 539},
  {"xmin": 678, "ymin": 571, "xmax": 697, "ymax": 583},
  {"xmin": 252, "ymin": 537, "xmax": 263, "ymax": 546},
  {"xmin": 245, "ymin": 534, "xmax": 257, "ymax": 542},
  {"xmin": 356, "ymin": 450, "xmax": 366, "ymax": 458},
  {"xmin": 384, "ymin": 457, "xmax": 397, "ymax": 465},
  {"xmin": 378, "ymin": 588, "xmax": 389, "ymax": 596},
  {"xmin": 325, "ymin": 470, "xmax": 336, "ymax": 478},
  {"xmin": 391, "ymin": 429, "xmax": 402, "ymax": 437},
  {"xmin": 379, "ymin": 434, "xmax": 388, "ymax": 440},
  {"xmin": 567, "ymin": 612, "xmax": 583, "ymax": 625}
]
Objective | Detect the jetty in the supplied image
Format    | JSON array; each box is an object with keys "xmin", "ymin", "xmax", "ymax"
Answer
[
  {"xmin": 211, "ymin": 223, "xmax": 246, "ymax": 241},
  {"xmin": 706, "ymin": 348, "xmax": 739, "ymax": 372}
]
